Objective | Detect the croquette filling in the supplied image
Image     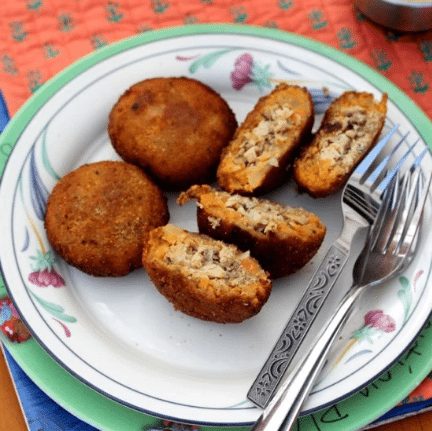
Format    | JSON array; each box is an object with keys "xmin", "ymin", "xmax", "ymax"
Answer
[
  {"xmin": 164, "ymin": 241, "xmax": 254, "ymax": 285},
  {"xmin": 233, "ymin": 105, "xmax": 300, "ymax": 169},
  {"xmin": 223, "ymin": 194, "xmax": 310, "ymax": 234},
  {"xmin": 317, "ymin": 107, "xmax": 381, "ymax": 172}
]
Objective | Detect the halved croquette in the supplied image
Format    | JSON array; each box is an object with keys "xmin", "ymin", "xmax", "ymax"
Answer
[
  {"xmin": 178, "ymin": 185, "xmax": 326, "ymax": 278},
  {"xmin": 217, "ymin": 84, "xmax": 314, "ymax": 195},
  {"xmin": 142, "ymin": 224, "xmax": 272, "ymax": 323},
  {"xmin": 293, "ymin": 91, "xmax": 387, "ymax": 197}
]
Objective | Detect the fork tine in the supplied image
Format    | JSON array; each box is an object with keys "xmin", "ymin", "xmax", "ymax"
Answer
[
  {"xmin": 374, "ymin": 137, "xmax": 421, "ymax": 195},
  {"xmin": 361, "ymin": 131, "xmax": 410, "ymax": 190},
  {"xmin": 353, "ymin": 172, "xmax": 399, "ymax": 281},
  {"xmin": 368, "ymin": 145, "xmax": 429, "ymax": 253},
  {"xmin": 356, "ymin": 153, "xmax": 430, "ymax": 285},
  {"xmin": 412, "ymin": 148, "xmax": 429, "ymax": 169},
  {"xmin": 369, "ymin": 172, "xmax": 400, "ymax": 252},
  {"xmin": 354, "ymin": 124, "xmax": 399, "ymax": 177},
  {"xmin": 395, "ymin": 170, "xmax": 431, "ymax": 255},
  {"xmin": 387, "ymin": 151, "xmax": 431, "ymax": 255},
  {"xmin": 381, "ymin": 170, "xmax": 412, "ymax": 253},
  {"xmin": 342, "ymin": 125, "xmax": 402, "ymax": 224}
]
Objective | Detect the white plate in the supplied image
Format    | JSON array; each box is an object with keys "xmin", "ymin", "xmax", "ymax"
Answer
[{"xmin": 0, "ymin": 28, "xmax": 431, "ymax": 425}]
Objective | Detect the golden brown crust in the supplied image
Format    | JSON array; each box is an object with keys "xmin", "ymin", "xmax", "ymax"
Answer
[
  {"xmin": 45, "ymin": 161, "xmax": 169, "ymax": 277},
  {"xmin": 178, "ymin": 185, "xmax": 326, "ymax": 278},
  {"xmin": 108, "ymin": 77, "xmax": 237, "ymax": 190},
  {"xmin": 217, "ymin": 84, "xmax": 314, "ymax": 195},
  {"xmin": 142, "ymin": 224, "xmax": 271, "ymax": 323},
  {"xmin": 293, "ymin": 91, "xmax": 388, "ymax": 197}
]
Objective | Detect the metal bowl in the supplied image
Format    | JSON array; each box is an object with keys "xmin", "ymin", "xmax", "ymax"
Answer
[{"xmin": 355, "ymin": 0, "xmax": 432, "ymax": 31}]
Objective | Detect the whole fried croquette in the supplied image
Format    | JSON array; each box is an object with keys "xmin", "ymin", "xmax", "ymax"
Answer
[
  {"xmin": 108, "ymin": 77, "xmax": 237, "ymax": 190},
  {"xmin": 178, "ymin": 185, "xmax": 326, "ymax": 278},
  {"xmin": 142, "ymin": 224, "xmax": 272, "ymax": 323},
  {"xmin": 217, "ymin": 84, "xmax": 314, "ymax": 195},
  {"xmin": 45, "ymin": 161, "xmax": 169, "ymax": 277},
  {"xmin": 293, "ymin": 91, "xmax": 387, "ymax": 197}
]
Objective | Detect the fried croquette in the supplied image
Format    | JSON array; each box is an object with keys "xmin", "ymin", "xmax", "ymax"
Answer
[
  {"xmin": 217, "ymin": 84, "xmax": 314, "ymax": 195},
  {"xmin": 108, "ymin": 77, "xmax": 237, "ymax": 190},
  {"xmin": 178, "ymin": 185, "xmax": 326, "ymax": 278},
  {"xmin": 142, "ymin": 224, "xmax": 272, "ymax": 323},
  {"xmin": 45, "ymin": 161, "xmax": 169, "ymax": 277},
  {"xmin": 293, "ymin": 91, "xmax": 387, "ymax": 197}
]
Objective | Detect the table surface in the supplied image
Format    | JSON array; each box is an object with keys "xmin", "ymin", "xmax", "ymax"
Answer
[{"xmin": 1, "ymin": 351, "xmax": 431, "ymax": 431}]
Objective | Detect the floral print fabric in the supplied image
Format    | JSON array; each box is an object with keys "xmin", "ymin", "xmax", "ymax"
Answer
[{"xmin": 0, "ymin": 0, "xmax": 431, "ymax": 117}]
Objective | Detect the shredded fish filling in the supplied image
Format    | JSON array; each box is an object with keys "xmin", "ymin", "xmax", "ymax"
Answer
[
  {"xmin": 318, "ymin": 107, "xmax": 381, "ymax": 171},
  {"xmin": 224, "ymin": 194, "xmax": 309, "ymax": 234},
  {"xmin": 164, "ymin": 241, "xmax": 253, "ymax": 285},
  {"xmin": 234, "ymin": 105, "xmax": 299, "ymax": 168},
  {"xmin": 207, "ymin": 216, "xmax": 221, "ymax": 229}
]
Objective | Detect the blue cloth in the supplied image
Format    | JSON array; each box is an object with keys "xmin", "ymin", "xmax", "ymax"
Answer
[
  {"xmin": 0, "ymin": 91, "xmax": 9, "ymax": 133},
  {"xmin": 3, "ymin": 348, "xmax": 97, "ymax": 431},
  {"xmin": 374, "ymin": 398, "xmax": 432, "ymax": 424}
]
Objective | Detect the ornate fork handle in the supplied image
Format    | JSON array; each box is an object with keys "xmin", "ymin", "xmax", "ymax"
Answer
[
  {"xmin": 247, "ymin": 216, "xmax": 364, "ymax": 408},
  {"xmin": 252, "ymin": 286, "xmax": 362, "ymax": 431}
]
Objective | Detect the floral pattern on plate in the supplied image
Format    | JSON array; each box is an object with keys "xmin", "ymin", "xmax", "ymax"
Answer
[
  {"xmin": 176, "ymin": 48, "xmax": 340, "ymax": 113},
  {"xmin": 333, "ymin": 270, "xmax": 425, "ymax": 367},
  {"xmin": 17, "ymin": 131, "xmax": 76, "ymax": 338}
]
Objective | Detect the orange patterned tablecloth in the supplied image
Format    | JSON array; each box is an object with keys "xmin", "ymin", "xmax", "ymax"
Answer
[
  {"xmin": 1, "ymin": 0, "xmax": 432, "ymax": 423},
  {"xmin": 0, "ymin": 0, "xmax": 431, "ymax": 117}
]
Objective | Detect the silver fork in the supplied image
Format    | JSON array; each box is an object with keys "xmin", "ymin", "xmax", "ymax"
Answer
[
  {"xmin": 248, "ymin": 124, "xmax": 415, "ymax": 408},
  {"xmin": 252, "ymin": 150, "xmax": 431, "ymax": 431}
]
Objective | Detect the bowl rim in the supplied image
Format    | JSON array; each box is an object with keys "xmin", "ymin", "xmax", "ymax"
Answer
[{"xmin": 373, "ymin": 0, "xmax": 432, "ymax": 7}]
